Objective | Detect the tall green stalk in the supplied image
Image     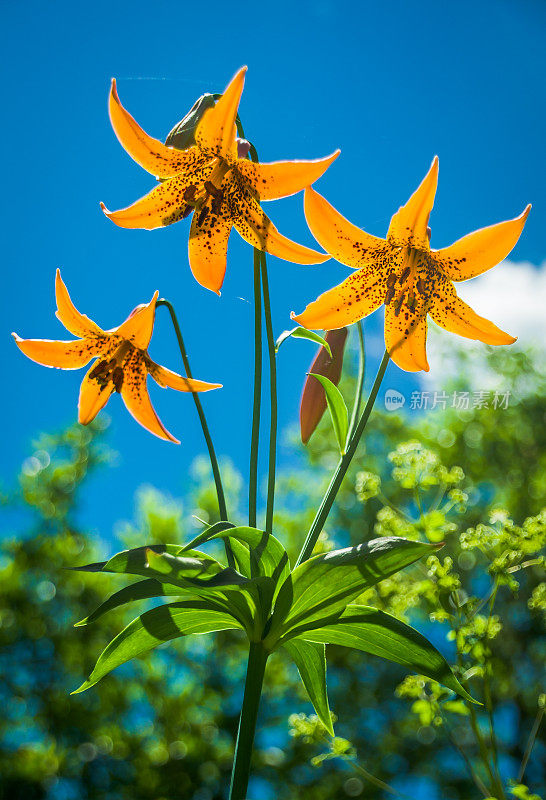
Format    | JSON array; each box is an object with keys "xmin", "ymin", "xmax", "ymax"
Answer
[
  {"xmin": 157, "ymin": 299, "xmax": 235, "ymax": 569},
  {"xmin": 347, "ymin": 320, "xmax": 366, "ymax": 442},
  {"xmin": 296, "ymin": 349, "xmax": 390, "ymax": 567},
  {"xmin": 229, "ymin": 642, "xmax": 269, "ymax": 800},
  {"xmin": 248, "ymin": 250, "xmax": 262, "ymax": 528},
  {"xmin": 260, "ymin": 251, "xmax": 277, "ymax": 535}
]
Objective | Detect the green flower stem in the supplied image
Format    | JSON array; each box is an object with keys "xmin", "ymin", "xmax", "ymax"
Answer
[
  {"xmin": 248, "ymin": 249, "xmax": 262, "ymax": 528},
  {"xmin": 157, "ymin": 299, "xmax": 234, "ymax": 569},
  {"xmin": 260, "ymin": 251, "xmax": 277, "ymax": 535},
  {"xmin": 229, "ymin": 642, "xmax": 269, "ymax": 800},
  {"xmin": 347, "ymin": 320, "xmax": 366, "ymax": 443},
  {"xmin": 296, "ymin": 349, "xmax": 390, "ymax": 567}
]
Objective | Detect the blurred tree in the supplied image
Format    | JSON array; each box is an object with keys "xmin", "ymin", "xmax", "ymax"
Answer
[{"xmin": 1, "ymin": 338, "xmax": 544, "ymax": 800}]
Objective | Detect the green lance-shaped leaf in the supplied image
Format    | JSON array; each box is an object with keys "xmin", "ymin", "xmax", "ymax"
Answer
[
  {"xmin": 282, "ymin": 639, "xmax": 334, "ymax": 735},
  {"xmin": 183, "ymin": 525, "xmax": 291, "ymax": 630},
  {"xmin": 308, "ymin": 373, "xmax": 349, "ymax": 454},
  {"xmin": 72, "ymin": 600, "xmax": 243, "ymax": 694},
  {"xmin": 74, "ymin": 579, "xmax": 184, "ymax": 627},
  {"xmin": 275, "ymin": 327, "xmax": 333, "ymax": 358},
  {"xmin": 269, "ymin": 537, "xmax": 441, "ymax": 642},
  {"xmin": 183, "ymin": 525, "xmax": 290, "ymax": 587},
  {"xmin": 293, "ymin": 603, "xmax": 476, "ymax": 703},
  {"xmin": 73, "ymin": 544, "xmax": 248, "ymax": 592}
]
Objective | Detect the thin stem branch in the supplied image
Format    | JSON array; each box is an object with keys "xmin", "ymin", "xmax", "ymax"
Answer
[
  {"xmin": 248, "ymin": 250, "xmax": 262, "ymax": 528},
  {"xmin": 260, "ymin": 252, "xmax": 277, "ymax": 535},
  {"xmin": 229, "ymin": 642, "xmax": 269, "ymax": 800},
  {"xmin": 518, "ymin": 703, "xmax": 544, "ymax": 783},
  {"xmin": 296, "ymin": 350, "xmax": 390, "ymax": 566},
  {"xmin": 347, "ymin": 321, "xmax": 366, "ymax": 442},
  {"xmin": 157, "ymin": 300, "xmax": 234, "ymax": 568}
]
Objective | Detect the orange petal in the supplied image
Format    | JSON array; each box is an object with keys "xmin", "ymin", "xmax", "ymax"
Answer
[
  {"xmin": 115, "ymin": 291, "xmax": 158, "ymax": 350},
  {"xmin": 109, "ymin": 79, "xmax": 194, "ymax": 178},
  {"xmin": 195, "ymin": 67, "xmax": 247, "ymax": 160},
  {"xmin": 292, "ymin": 265, "xmax": 389, "ymax": 330},
  {"xmin": 235, "ymin": 194, "xmax": 330, "ymax": 265},
  {"xmin": 55, "ymin": 270, "xmax": 104, "ymax": 338},
  {"xmin": 429, "ymin": 280, "xmax": 516, "ymax": 345},
  {"xmin": 384, "ymin": 304, "xmax": 429, "ymax": 372},
  {"xmin": 434, "ymin": 205, "xmax": 531, "ymax": 281},
  {"xmin": 300, "ymin": 328, "xmax": 348, "ymax": 444},
  {"xmin": 121, "ymin": 359, "xmax": 179, "ymax": 443},
  {"xmin": 149, "ymin": 362, "xmax": 222, "ymax": 392},
  {"xmin": 238, "ymin": 151, "xmax": 340, "ymax": 201},
  {"xmin": 304, "ymin": 187, "xmax": 387, "ymax": 268},
  {"xmin": 13, "ymin": 333, "xmax": 105, "ymax": 369},
  {"xmin": 78, "ymin": 364, "xmax": 116, "ymax": 424},
  {"xmin": 387, "ymin": 157, "xmax": 439, "ymax": 249},
  {"xmin": 101, "ymin": 172, "xmax": 203, "ymax": 230},
  {"xmin": 188, "ymin": 212, "xmax": 232, "ymax": 295}
]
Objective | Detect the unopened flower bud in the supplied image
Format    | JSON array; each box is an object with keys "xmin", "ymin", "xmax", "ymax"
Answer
[
  {"xmin": 237, "ymin": 138, "xmax": 251, "ymax": 159},
  {"xmin": 300, "ymin": 328, "xmax": 348, "ymax": 445},
  {"xmin": 165, "ymin": 93, "xmax": 216, "ymax": 151}
]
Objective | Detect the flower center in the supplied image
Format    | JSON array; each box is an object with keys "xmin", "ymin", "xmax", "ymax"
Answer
[
  {"xmin": 384, "ymin": 248, "xmax": 431, "ymax": 317},
  {"xmin": 88, "ymin": 340, "xmax": 132, "ymax": 393}
]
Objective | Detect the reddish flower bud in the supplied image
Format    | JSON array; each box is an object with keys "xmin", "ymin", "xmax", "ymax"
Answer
[{"xmin": 300, "ymin": 328, "xmax": 348, "ymax": 445}]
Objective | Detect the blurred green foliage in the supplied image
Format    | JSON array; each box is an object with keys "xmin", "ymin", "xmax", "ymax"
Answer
[{"xmin": 1, "ymin": 339, "xmax": 544, "ymax": 800}]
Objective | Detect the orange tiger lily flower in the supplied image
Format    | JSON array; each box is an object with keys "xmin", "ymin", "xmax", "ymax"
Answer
[
  {"xmin": 101, "ymin": 67, "xmax": 339, "ymax": 294},
  {"xmin": 12, "ymin": 271, "xmax": 221, "ymax": 443},
  {"xmin": 293, "ymin": 157, "xmax": 531, "ymax": 372}
]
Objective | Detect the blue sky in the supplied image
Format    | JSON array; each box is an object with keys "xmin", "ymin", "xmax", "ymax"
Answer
[{"xmin": 2, "ymin": 0, "xmax": 545, "ymax": 541}]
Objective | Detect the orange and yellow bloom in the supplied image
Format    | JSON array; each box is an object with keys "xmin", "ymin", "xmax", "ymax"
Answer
[
  {"xmin": 293, "ymin": 158, "xmax": 530, "ymax": 372},
  {"xmin": 102, "ymin": 67, "xmax": 339, "ymax": 294},
  {"xmin": 13, "ymin": 271, "xmax": 221, "ymax": 443}
]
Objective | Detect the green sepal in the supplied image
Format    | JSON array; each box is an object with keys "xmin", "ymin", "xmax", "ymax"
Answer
[
  {"xmin": 164, "ymin": 93, "xmax": 216, "ymax": 151},
  {"xmin": 72, "ymin": 600, "xmax": 242, "ymax": 694},
  {"xmin": 290, "ymin": 603, "xmax": 477, "ymax": 704},
  {"xmin": 282, "ymin": 639, "xmax": 334, "ymax": 735},
  {"xmin": 308, "ymin": 373, "xmax": 348, "ymax": 454},
  {"xmin": 275, "ymin": 327, "xmax": 332, "ymax": 358}
]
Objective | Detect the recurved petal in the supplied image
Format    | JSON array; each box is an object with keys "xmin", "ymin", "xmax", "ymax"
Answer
[
  {"xmin": 188, "ymin": 212, "xmax": 232, "ymax": 294},
  {"xmin": 101, "ymin": 170, "xmax": 205, "ymax": 230},
  {"xmin": 55, "ymin": 270, "xmax": 104, "ymax": 337},
  {"xmin": 109, "ymin": 79, "xmax": 193, "ymax": 178},
  {"xmin": 434, "ymin": 204, "xmax": 531, "ymax": 281},
  {"xmin": 235, "ymin": 194, "xmax": 330, "ymax": 264},
  {"xmin": 238, "ymin": 151, "xmax": 340, "ymax": 201},
  {"xmin": 384, "ymin": 304, "xmax": 430, "ymax": 372},
  {"xmin": 121, "ymin": 358, "xmax": 179, "ymax": 443},
  {"xmin": 78, "ymin": 364, "xmax": 116, "ymax": 424},
  {"xmin": 149, "ymin": 361, "xmax": 222, "ymax": 392},
  {"xmin": 292, "ymin": 265, "xmax": 389, "ymax": 330},
  {"xmin": 429, "ymin": 280, "xmax": 516, "ymax": 345},
  {"xmin": 304, "ymin": 187, "xmax": 387, "ymax": 268},
  {"xmin": 115, "ymin": 291, "xmax": 158, "ymax": 350},
  {"xmin": 13, "ymin": 333, "xmax": 105, "ymax": 369},
  {"xmin": 195, "ymin": 67, "xmax": 247, "ymax": 160},
  {"xmin": 388, "ymin": 157, "xmax": 439, "ymax": 249}
]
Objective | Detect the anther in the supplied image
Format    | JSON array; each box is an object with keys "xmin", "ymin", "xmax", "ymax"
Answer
[
  {"xmin": 197, "ymin": 205, "xmax": 209, "ymax": 226},
  {"xmin": 89, "ymin": 360, "xmax": 108, "ymax": 380},
  {"xmin": 417, "ymin": 278, "xmax": 426, "ymax": 294},
  {"xmin": 387, "ymin": 272, "xmax": 397, "ymax": 287},
  {"xmin": 385, "ymin": 285, "xmax": 396, "ymax": 305},
  {"xmin": 183, "ymin": 185, "xmax": 197, "ymax": 202},
  {"xmin": 407, "ymin": 291, "xmax": 416, "ymax": 312},
  {"xmin": 394, "ymin": 293, "xmax": 405, "ymax": 317},
  {"xmin": 112, "ymin": 367, "xmax": 124, "ymax": 393},
  {"xmin": 399, "ymin": 267, "xmax": 411, "ymax": 284},
  {"xmin": 204, "ymin": 180, "xmax": 222, "ymax": 198},
  {"xmin": 181, "ymin": 204, "xmax": 193, "ymax": 219}
]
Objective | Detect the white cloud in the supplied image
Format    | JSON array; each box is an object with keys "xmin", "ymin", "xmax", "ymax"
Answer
[{"xmin": 455, "ymin": 260, "xmax": 546, "ymax": 346}]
